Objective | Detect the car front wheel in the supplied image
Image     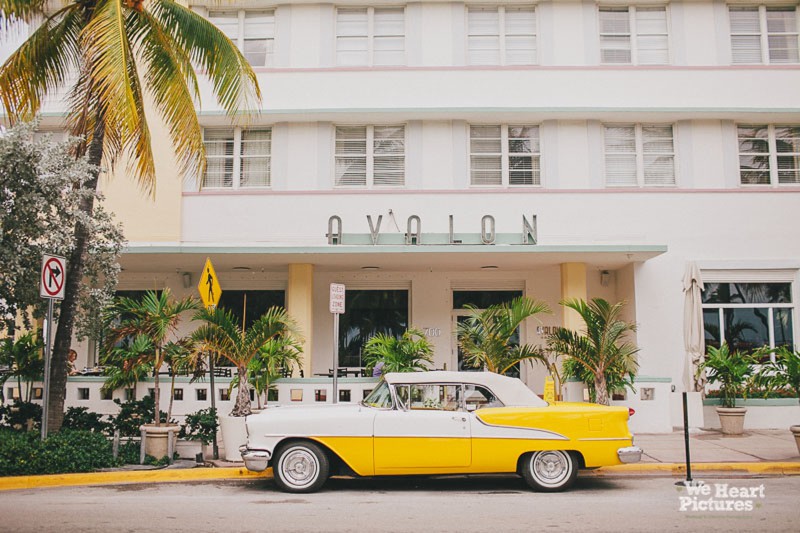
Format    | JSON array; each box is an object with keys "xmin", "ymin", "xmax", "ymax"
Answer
[
  {"xmin": 522, "ymin": 450, "xmax": 578, "ymax": 492},
  {"xmin": 273, "ymin": 441, "xmax": 330, "ymax": 493}
]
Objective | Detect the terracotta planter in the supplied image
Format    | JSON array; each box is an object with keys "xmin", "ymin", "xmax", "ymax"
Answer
[
  {"xmin": 140, "ymin": 423, "xmax": 179, "ymax": 459},
  {"xmin": 716, "ymin": 407, "xmax": 747, "ymax": 435},
  {"xmin": 790, "ymin": 425, "xmax": 800, "ymax": 455},
  {"xmin": 218, "ymin": 415, "xmax": 247, "ymax": 462}
]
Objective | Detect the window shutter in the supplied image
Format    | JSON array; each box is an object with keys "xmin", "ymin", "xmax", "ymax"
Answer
[
  {"xmin": 599, "ymin": 8, "xmax": 631, "ymax": 64},
  {"xmin": 335, "ymin": 126, "xmax": 367, "ymax": 186},
  {"xmin": 730, "ymin": 8, "xmax": 762, "ymax": 64},
  {"xmin": 505, "ymin": 7, "xmax": 537, "ymax": 65},
  {"xmin": 775, "ymin": 126, "xmax": 800, "ymax": 184},
  {"xmin": 203, "ymin": 129, "xmax": 235, "ymax": 188},
  {"xmin": 373, "ymin": 8, "xmax": 405, "ymax": 66},
  {"xmin": 636, "ymin": 7, "xmax": 669, "ymax": 65},
  {"xmin": 470, "ymin": 126, "xmax": 502, "ymax": 185},
  {"xmin": 468, "ymin": 8, "xmax": 500, "ymax": 65},
  {"xmin": 604, "ymin": 126, "xmax": 637, "ymax": 186},
  {"xmin": 508, "ymin": 125, "xmax": 540, "ymax": 186},
  {"xmin": 240, "ymin": 129, "xmax": 271, "ymax": 187},
  {"xmin": 373, "ymin": 126, "xmax": 405, "ymax": 186},
  {"xmin": 337, "ymin": 9, "xmax": 369, "ymax": 66},
  {"xmin": 208, "ymin": 11, "xmax": 238, "ymax": 41},
  {"xmin": 642, "ymin": 125, "xmax": 675, "ymax": 186},
  {"xmin": 766, "ymin": 8, "xmax": 799, "ymax": 63}
]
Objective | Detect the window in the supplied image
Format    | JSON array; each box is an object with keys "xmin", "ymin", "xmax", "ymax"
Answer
[
  {"xmin": 209, "ymin": 10, "xmax": 275, "ymax": 66},
  {"xmin": 335, "ymin": 126, "xmax": 405, "ymax": 187},
  {"xmin": 464, "ymin": 384, "xmax": 504, "ymax": 410},
  {"xmin": 470, "ymin": 125, "xmax": 541, "ymax": 186},
  {"xmin": 702, "ymin": 282, "xmax": 794, "ymax": 358},
  {"xmin": 599, "ymin": 6, "xmax": 669, "ymax": 64},
  {"xmin": 217, "ymin": 290, "xmax": 285, "ymax": 330},
  {"xmin": 219, "ymin": 388, "xmax": 230, "ymax": 401},
  {"xmin": 173, "ymin": 388, "xmax": 183, "ymax": 401},
  {"xmin": 730, "ymin": 6, "xmax": 799, "ymax": 64},
  {"xmin": 196, "ymin": 388, "xmax": 207, "ymax": 401},
  {"xmin": 78, "ymin": 388, "xmax": 90, "ymax": 400},
  {"xmin": 394, "ymin": 384, "xmax": 462, "ymax": 411},
  {"xmin": 453, "ymin": 290, "xmax": 523, "ymax": 374},
  {"xmin": 336, "ymin": 7, "xmax": 404, "ymax": 66},
  {"xmin": 315, "ymin": 389, "xmax": 327, "ymax": 402},
  {"xmin": 202, "ymin": 128, "xmax": 271, "ymax": 189},
  {"xmin": 338, "ymin": 289, "xmax": 409, "ymax": 367},
  {"xmin": 467, "ymin": 6, "xmax": 537, "ymax": 65},
  {"xmin": 101, "ymin": 388, "xmax": 113, "ymax": 400},
  {"xmin": 604, "ymin": 124, "xmax": 675, "ymax": 186},
  {"xmin": 738, "ymin": 125, "xmax": 800, "ymax": 185}
]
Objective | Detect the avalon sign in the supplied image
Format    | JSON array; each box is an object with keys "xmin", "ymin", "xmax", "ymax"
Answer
[{"xmin": 326, "ymin": 214, "xmax": 538, "ymax": 246}]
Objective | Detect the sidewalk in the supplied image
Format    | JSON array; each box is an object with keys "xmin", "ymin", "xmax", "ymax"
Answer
[{"xmin": 1, "ymin": 429, "xmax": 798, "ymax": 491}]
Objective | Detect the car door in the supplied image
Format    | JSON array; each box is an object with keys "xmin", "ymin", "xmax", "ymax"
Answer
[{"xmin": 373, "ymin": 383, "xmax": 471, "ymax": 474}]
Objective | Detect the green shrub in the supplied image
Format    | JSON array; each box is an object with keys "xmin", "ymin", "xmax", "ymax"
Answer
[
  {"xmin": 110, "ymin": 396, "xmax": 169, "ymax": 437},
  {"xmin": 0, "ymin": 401, "xmax": 42, "ymax": 431},
  {"xmin": 62, "ymin": 407, "xmax": 112, "ymax": 435},
  {"xmin": 0, "ymin": 429, "xmax": 116, "ymax": 476},
  {"xmin": 179, "ymin": 407, "xmax": 218, "ymax": 445}
]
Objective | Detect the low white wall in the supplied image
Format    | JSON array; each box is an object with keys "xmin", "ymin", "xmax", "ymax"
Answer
[{"xmin": 702, "ymin": 400, "xmax": 800, "ymax": 430}]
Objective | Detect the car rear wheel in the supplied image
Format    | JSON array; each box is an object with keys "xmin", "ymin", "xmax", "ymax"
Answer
[
  {"xmin": 273, "ymin": 441, "xmax": 330, "ymax": 493},
  {"xmin": 522, "ymin": 450, "xmax": 578, "ymax": 492}
]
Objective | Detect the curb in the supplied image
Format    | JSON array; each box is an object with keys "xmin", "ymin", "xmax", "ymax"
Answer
[{"xmin": 2, "ymin": 462, "xmax": 799, "ymax": 492}]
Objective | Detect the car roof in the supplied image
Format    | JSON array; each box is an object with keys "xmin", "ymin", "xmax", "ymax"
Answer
[{"xmin": 383, "ymin": 371, "xmax": 547, "ymax": 407}]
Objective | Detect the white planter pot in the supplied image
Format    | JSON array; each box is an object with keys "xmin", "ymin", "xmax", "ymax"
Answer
[
  {"xmin": 716, "ymin": 407, "xmax": 747, "ymax": 435},
  {"xmin": 218, "ymin": 415, "xmax": 247, "ymax": 462},
  {"xmin": 790, "ymin": 425, "xmax": 800, "ymax": 456},
  {"xmin": 140, "ymin": 424, "xmax": 180, "ymax": 459}
]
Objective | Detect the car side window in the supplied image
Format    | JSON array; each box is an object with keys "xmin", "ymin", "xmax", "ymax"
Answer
[
  {"xmin": 464, "ymin": 384, "xmax": 504, "ymax": 410},
  {"xmin": 404, "ymin": 384, "xmax": 461, "ymax": 411}
]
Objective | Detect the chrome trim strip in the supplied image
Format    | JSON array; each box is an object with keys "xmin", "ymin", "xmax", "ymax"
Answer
[
  {"xmin": 578, "ymin": 437, "xmax": 632, "ymax": 442},
  {"xmin": 474, "ymin": 416, "xmax": 569, "ymax": 440}
]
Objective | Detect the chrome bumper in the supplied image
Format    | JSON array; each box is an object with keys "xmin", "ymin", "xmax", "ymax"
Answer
[
  {"xmin": 239, "ymin": 446, "xmax": 271, "ymax": 472},
  {"xmin": 617, "ymin": 445, "xmax": 643, "ymax": 464}
]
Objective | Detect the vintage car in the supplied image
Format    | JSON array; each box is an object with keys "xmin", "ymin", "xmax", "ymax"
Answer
[{"xmin": 240, "ymin": 371, "xmax": 642, "ymax": 493}]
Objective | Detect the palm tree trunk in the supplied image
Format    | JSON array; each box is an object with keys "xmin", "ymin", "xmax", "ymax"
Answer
[
  {"xmin": 232, "ymin": 366, "xmax": 251, "ymax": 417},
  {"xmin": 168, "ymin": 372, "xmax": 175, "ymax": 421},
  {"xmin": 594, "ymin": 372, "xmax": 610, "ymax": 406},
  {"xmin": 154, "ymin": 348, "xmax": 161, "ymax": 426},
  {"xmin": 47, "ymin": 121, "xmax": 105, "ymax": 434}
]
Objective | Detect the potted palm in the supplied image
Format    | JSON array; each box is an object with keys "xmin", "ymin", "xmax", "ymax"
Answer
[
  {"xmin": 456, "ymin": 296, "xmax": 551, "ymax": 377},
  {"xmin": 547, "ymin": 298, "xmax": 639, "ymax": 406},
  {"xmin": 699, "ymin": 343, "xmax": 755, "ymax": 435},
  {"xmin": 192, "ymin": 306, "xmax": 302, "ymax": 460},
  {"xmin": 754, "ymin": 346, "xmax": 800, "ymax": 452},
  {"xmin": 246, "ymin": 336, "xmax": 303, "ymax": 409},
  {"xmin": 102, "ymin": 289, "xmax": 199, "ymax": 459},
  {"xmin": 363, "ymin": 328, "xmax": 434, "ymax": 376}
]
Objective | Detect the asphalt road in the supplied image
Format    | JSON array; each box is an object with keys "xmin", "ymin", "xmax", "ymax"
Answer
[{"xmin": 1, "ymin": 474, "xmax": 797, "ymax": 532}]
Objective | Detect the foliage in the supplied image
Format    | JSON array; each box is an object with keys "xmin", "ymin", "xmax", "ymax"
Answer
[
  {"xmin": 62, "ymin": 406, "xmax": 112, "ymax": 435},
  {"xmin": 0, "ymin": 331, "xmax": 43, "ymax": 402},
  {"xmin": 562, "ymin": 357, "xmax": 636, "ymax": 404},
  {"xmin": 699, "ymin": 343, "xmax": 756, "ymax": 408},
  {"xmin": 192, "ymin": 306, "xmax": 303, "ymax": 417},
  {"xmin": 109, "ymin": 396, "xmax": 168, "ymax": 437},
  {"xmin": 0, "ymin": 122, "xmax": 124, "ymax": 337},
  {"xmin": 0, "ymin": 400, "xmax": 42, "ymax": 431},
  {"xmin": 457, "ymin": 296, "xmax": 551, "ymax": 376},
  {"xmin": 101, "ymin": 289, "xmax": 199, "ymax": 426},
  {"xmin": 363, "ymin": 328, "xmax": 434, "ymax": 376},
  {"xmin": 245, "ymin": 335, "xmax": 303, "ymax": 408},
  {"xmin": 547, "ymin": 298, "xmax": 639, "ymax": 406},
  {"xmin": 179, "ymin": 407, "xmax": 218, "ymax": 445},
  {"xmin": 752, "ymin": 346, "xmax": 800, "ymax": 405},
  {"xmin": 0, "ymin": 429, "xmax": 116, "ymax": 476}
]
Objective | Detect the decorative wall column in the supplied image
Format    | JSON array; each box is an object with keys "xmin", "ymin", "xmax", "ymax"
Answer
[
  {"xmin": 560, "ymin": 263, "xmax": 587, "ymax": 330},
  {"xmin": 287, "ymin": 264, "xmax": 314, "ymax": 378}
]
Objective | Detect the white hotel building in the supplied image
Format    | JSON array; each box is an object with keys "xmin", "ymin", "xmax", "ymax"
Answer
[{"xmin": 6, "ymin": 1, "xmax": 800, "ymax": 433}]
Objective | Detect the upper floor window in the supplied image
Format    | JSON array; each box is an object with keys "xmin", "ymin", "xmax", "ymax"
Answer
[
  {"xmin": 738, "ymin": 125, "xmax": 800, "ymax": 185},
  {"xmin": 469, "ymin": 125, "xmax": 541, "ymax": 186},
  {"xmin": 467, "ymin": 6, "xmax": 537, "ymax": 65},
  {"xmin": 599, "ymin": 6, "xmax": 669, "ymax": 64},
  {"xmin": 335, "ymin": 125, "xmax": 405, "ymax": 187},
  {"xmin": 336, "ymin": 7, "xmax": 405, "ymax": 66},
  {"xmin": 209, "ymin": 10, "xmax": 275, "ymax": 67},
  {"xmin": 202, "ymin": 128, "xmax": 271, "ymax": 189},
  {"xmin": 730, "ymin": 6, "xmax": 799, "ymax": 64},
  {"xmin": 604, "ymin": 124, "xmax": 675, "ymax": 187}
]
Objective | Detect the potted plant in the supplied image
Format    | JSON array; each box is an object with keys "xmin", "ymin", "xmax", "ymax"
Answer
[
  {"xmin": 699, "ymin": 343, "xmax": 755, "ymax": 435},
  {"xmin": 754, "ymin": 346, "xmax": 800, "ymax": 452},
  {"xmin": 192, "ymin": 306, "xmax": 302, "ymax": 460},
  {"xmin": 363, "ymin": 327, "xmax": 434, "ymax": 376},
  {"xmin": 179, "ymin": 407, "xmax": 219, "ymax": 459},
  {"xmin": 102, "ymin": 289, "xmax": 199, "ymax": 459},
  {"xmin": 547, "ymin": 298, "xmax": 639, "ymax": 406},
  {"xmin": 245, "ymin": 336, "xmax": 303, "ymax": 409},
  {"xmin": 456, "ymin": 296, "xmax": 551, "ymax": 377}
]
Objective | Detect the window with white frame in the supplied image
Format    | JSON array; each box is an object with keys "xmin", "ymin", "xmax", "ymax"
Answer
[
  {"xmin": 702, "ymin": 282, "xmax": 794, "ymax": 358},
  {"xmin": 738, "ymin": 125, "xmax": 800, "ymax": 185},
  {"xmin": 729, "ymin": 6, "xmax": 799, "ymax": 64},
  {"xmin": 470, "ymin": 125, "xmax": 540, "ymax": 186},
  {"xmin": 335, "ymin": 125, "xmax": 405, "ymax": 187},
  {"xmin": 604, "ymin": 124, "xmax": 675, "ymax": 187},
  {"xmin": 336, "ymin": 7, "xmax": 405, "ymax": 66},
  {"xmin": 467, "ymin": 6, "xmax": 537, "ymax": 65},
  {"xmin": 599, "ymin": 6, "xmax": 669, "ymax": 64},
  {"xmin": 208, "ymin": 10, "xmax": 275, "ymax": 67},
  {"xmin": 202, "ymin": 128, "xmax": 271, "ymax": 189}
]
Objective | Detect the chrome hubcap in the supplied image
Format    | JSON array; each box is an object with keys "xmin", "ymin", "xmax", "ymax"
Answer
[
  {"xmin": 532, "ymin": 451, "xmax": 570, "ymax": 486},
  {"xmin": 280, "ymin": 447, "xmax": 319, "ymax": 488}
]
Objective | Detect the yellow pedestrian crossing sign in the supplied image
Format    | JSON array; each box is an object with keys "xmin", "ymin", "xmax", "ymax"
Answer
[{"xmin": 198, "ymin": 258, "xmax": 222, "ymax": 309}]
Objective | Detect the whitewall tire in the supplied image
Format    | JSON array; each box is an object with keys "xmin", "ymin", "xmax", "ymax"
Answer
[
  {"xmin": 522, "ymin": 450, "xmax": 578, "ymax": 492},
  {"xmin": 273, "ymin": 441, "xmax": 330, "ymax": 493}
]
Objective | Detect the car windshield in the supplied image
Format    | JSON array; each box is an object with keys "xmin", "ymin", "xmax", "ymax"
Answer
[{"xmin": 362, "ymin": 380, "xmax": 393, "ymax": 409}]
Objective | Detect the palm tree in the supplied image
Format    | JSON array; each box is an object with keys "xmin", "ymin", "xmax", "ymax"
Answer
[
  {"xmin": 102, "ymin": 289, "xmax": 199, "ymax": 426},
  {"xmin": 0, "ymin": 332, "xmax": 43, "ymax": 402},
  {"xmin": 457, "ymin": 296, "xmax": 551, "ymax": 376},
  {"xmin": 242, "ymin": 336, "xmax": 303, "ymax": 409},
  {"xmin": 547, "ymin": 298, "xmax": 639, "ymax": 406},
  {"xmin": 192, "ymin": 306, "xmax": 303, "ymax": 417},
  {"xmin": 363, "ymin": 328, "xmax": 434, "ymax": 376},
  {"xmin": 0, "ymin": 0, "xmax": 260, "ymax": 432}
]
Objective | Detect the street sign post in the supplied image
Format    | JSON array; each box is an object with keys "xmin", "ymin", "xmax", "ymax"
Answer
[
  {"xmin": 39, "ymin": 254, "xmax": 66, "ymax": 440},
  {"xmin": 329, "ymin": 283, "xmax": 345, "ymax": 404},
  {"xmin": 197, "ymin": 257, "xmax": 222, "ymax": 459}
]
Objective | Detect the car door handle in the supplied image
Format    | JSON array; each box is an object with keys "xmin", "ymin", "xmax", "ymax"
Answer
[{"xmin": 452, "ymin": 416, "xmax": 467, "ymax": 422}]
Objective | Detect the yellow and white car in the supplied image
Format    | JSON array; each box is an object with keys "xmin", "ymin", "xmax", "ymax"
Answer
[{"xmin": 240, "ymin": 371, "xmax": 642, "ymax": 493}]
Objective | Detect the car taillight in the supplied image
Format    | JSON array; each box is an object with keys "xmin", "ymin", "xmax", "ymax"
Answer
[{"xmin": 628, "ymin": 408, "xmax": 636, "ymax": 418}]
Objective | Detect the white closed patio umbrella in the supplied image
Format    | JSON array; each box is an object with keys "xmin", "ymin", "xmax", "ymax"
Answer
[{"xmin": 682, "ymin": 262, "xmax": 706, "ymax": 392}]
